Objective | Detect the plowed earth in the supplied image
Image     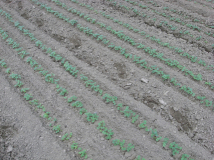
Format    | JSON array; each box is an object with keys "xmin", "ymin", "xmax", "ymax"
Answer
[{"xmin": 0, "ymin": 0, "xmax": 213, "ymax": 160}]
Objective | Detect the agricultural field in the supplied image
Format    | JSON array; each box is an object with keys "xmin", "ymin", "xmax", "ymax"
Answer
[{"xmin": 0, "ymin": 0, "xmax": 214, "ymax": 159}]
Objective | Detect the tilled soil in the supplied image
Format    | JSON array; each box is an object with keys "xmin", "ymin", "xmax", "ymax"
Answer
[{"xmin": 0, "ymin": 0, "xmax": 213, "ymax": 160}]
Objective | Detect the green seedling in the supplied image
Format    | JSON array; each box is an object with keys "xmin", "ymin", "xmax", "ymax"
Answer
[
  {"xmin": 181, "ymin": 154, "xmax": 190, "ymax": 160},
  {"xmin": 126, "ymin": 143, "xmax": 135, "ymax": 152},
  {"xmin": 139, "ymin": 120, "xmax": 147, "ymax": 129},
  {"xmin": 205, "ymin": 99, "xmax": 212, "ymax": 107},
  {"xmin": 102, "ymin": 39, "xmax": 109, "ymax": 45},
  {"xmin": 45, "ymin": 73, "xmax": 57, "ymax": 84},
  {"xmin": 67, "ymin": 96, "xmax": 77, "ymax": 103},
  {"xmin": 112, "ymin": 139, "xmax": 120, "ymax": 146},
  {"xmin": 18, "ymin": 50, "xmax": 29, "ymax": 59},
  {"xmin": 97, "ymin": 121, "xmax": 106, "ymax": 131},
  {"xmin": 26, "ymin": 57, "xmax": 38, "ymax": 67},
  {"xmin": 57, "ymin": 87, "xmax": 68, "ymax": 96},
  {"xmin": 78, "ymin": 149, "xmax": 87, "ymax": 158},
  {"xmin": 102, "ymin": 128, "xmax": 114, "ymax": 140},
  {"xmin": 198, "ymin": 60, "xmax": 206, "ymax": 66},
  {"xmin": 117, "ymin": 103, "xmax": 123, "ymax": 111},
  {"xmin": 40, "ymin": 70, "xmax": 48, "ymax": 76},
  {"xmin": 61, "ymin": 132, "xmax": 72, "ymax": 141},
  {"xmin": 34, "ymin": 65, "xmax": 43, "ymax": 71},
  {"xmin": 14, "ymin": 80, "xmax": 23, "ymax": 88},
  {"xmin": 132, "ymin": 115, "xmax": 139, "ymax": 123},
  {"xmin": 36, "ymin": 103, "xmax": 44, "ymax": 109},
  {"xmin": 86, "ymin": 112, "xmax": 98, "ymax": 123},
  {"xmin": 85, "ymin": 80, "xmax": 95, "ymax": 87},
  {"xmin": 53, "ymin": 125, "xmax": 61, "ymax": 133},
  {"xmin": 121, "ymin": 106, "xmax": 133, "ymax": 118},
  {"xmin": 10, "ymin": 73, "xmax": 21, "ymax": 80},
  {"xmin": 6, "ymin": 38, "xmax": 13, "ymax": 44},
  {"xmin": 162, "ymin": 138, "xmax": 169, "ymax": 148},
  {"xmin": 5, "ymin": 68, "xmax": 10, "ymax": 74},
  {"xmin": 54, "ymin": 54, "xmax": 62, "ymax": 61},
  {"xmin": 169, "ymin": 142, "xmax": 182, "ymax": 156},
  {"xmin": 80, "ymin": 74, "xmax": 88, "ymax": 81},
  {"xmin": 15, "ymin": 47, "xmax": 23, "ymax": 52},
  {"xmin": 79, "ymin": 108, "xmax": 87, "ymax": 115},
  {"xmin": 43, "ymin": 112, "xmax": 50, "ymax": 119},
  {"xmin": 71, "ymin": 101, "xmax": 83, "ymax": 108},
  {"xmin": 29, "ymin": 99, "xmax": 39, "ymax": 106},
  {"xmin": 21, "ymin": 88, "xmax": 29, "ymax": 93},
  {"xmin": 71, "ymin": 142, "xmax": 78, "ymax": 149},
  {"xmin": 135, "ymin": 155, "xmax": 146, "ymax": 160},
  {"xmin": 102, "ymin": 94, "xmax": 117, "ymax": 105},
  {"xmin": 151, "ymin": 129, "xmax": 160, "ymax": 139},
  {"xmin": 205, "ymin": 81, "xmax": 212, "ymax": 86},
  {"xmin": 24, "ymin": 93, "xmax": 33, "ymax": 101}
]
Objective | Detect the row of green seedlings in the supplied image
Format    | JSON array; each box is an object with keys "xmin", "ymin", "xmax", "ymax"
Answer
[
  {"xmin": 141, "ymin": 0, "xmax": 213, "ymax": 26},
  {"xmin": 0, "ymin": 25, "xmax": 140, "ymax": 159},
  {"xmin": 0, "ymin": 28, "xmax": 92, "ymax": 159},
  {"xmin": 137, "ymin": 0, "xmax": 214, "ymax": 40},
  {"xmin": 0, "ymin": 6, "xmax": 180, "ymax": 159},
  {"xmin": 104, "ymin": 0, "xmax": 214, "ymax": 48},
  {"xmin": 125, "ymin": 0, "xmax": 214, "ymax": 38},
  {"xmin": 0, "ymin": 57, "xmax": 82, "ymax": 157},
  {"xmin": 144, "ymin": 0, "xmax": 214, "ymax": 41},
  {"xmin": 80, "ymin": 74, "xmax": 194, "ymax": 160},
  {"xmin": 0, "ymin": 7, "xmax": 145, "ymax": 159},
  {"xmin": 3, "ymin": 1, "xmax": 213, "ymax": 109},
  {"xmin": 185, "ymin": 0, "xmax": 214, "ymax": 9},
  {"xmin": 113, "ymin": 0, "xmax": 214, "ymax": 44},
  {"xmin": 71, "ymin": 0, "xmax": 214, "ymax": 85},
  {"xmin": 0, "ymin": 5, "xmax": 196, "ymax": 159},
  {"xmin": 46, "ymin": 0, "xmax": 214, "ymax": 105},
  {"xmin": 99, "ymin": 0, "xmax": 214, "ymax": 88}
]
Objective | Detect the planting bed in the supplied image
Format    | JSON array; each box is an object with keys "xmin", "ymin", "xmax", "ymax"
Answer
[{"xmin": 0, "ymin": 0, "xmax": 213, "ymax": 160}]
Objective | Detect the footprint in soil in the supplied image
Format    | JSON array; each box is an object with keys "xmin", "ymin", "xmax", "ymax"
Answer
[
  {"xmin": 169, "ymin": 108, "xmax": 193, "ymax": 132},
  {"xmin": 113, "ymin": 62, "xmax": 127, "ymax": 79}
]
